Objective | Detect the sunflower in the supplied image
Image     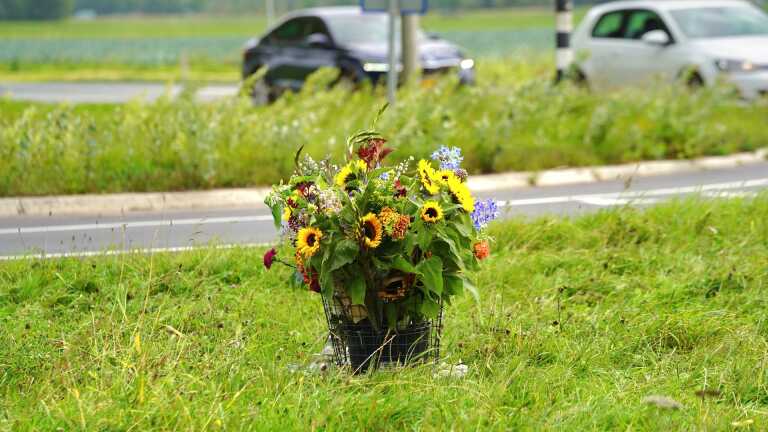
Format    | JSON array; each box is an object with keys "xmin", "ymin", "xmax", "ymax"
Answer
[
  {"xmin": 437, "ymin": 169, "xmax": 456, "ymax": 186},
  {"xmin": 360, "ymin": 213, "xmax": 383, "ymax": 249},
  {"xmin": 334, "ymin": 164, "xmax": 354, "ymax": 187},
  {"xmin": 420, "ymin": 201, "xmax": 444, "ymax": 223},
  {"xmin": 282, "ymin": 206, "xmax": 292, "ymax": 221},
  {"xmin": 417, "ymin": 159, "xmax": 440, "ymax": 195},
  {"xmin": 355, "ymin": 159, "xmax": 368, "ymax": 172},
  {"xmin": 297, "ymin": 227, "xmax": 323, "ymax": 257},
  {"xmin": 447, "ymin": 175, "xmax": 475, "ymax": 213},
  {"xmin": 335, "ymin": 161, "xmax": 368, "ymax": 187}
]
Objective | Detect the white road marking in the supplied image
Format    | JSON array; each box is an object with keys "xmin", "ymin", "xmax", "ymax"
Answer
[
  {"xmin": 497, "ymin": 178, "xmax": 768, "ymax": 208},
  {"xmin": 0, "ymin": 215, "xmax": 274, "ymax": 236},
  {"xmin": 0, "ymin": 178, "xmax": 766, "ymax": 237},
  {"xmin": 0, "ymin": 242, "xmax": 270, "ymax": 261}
]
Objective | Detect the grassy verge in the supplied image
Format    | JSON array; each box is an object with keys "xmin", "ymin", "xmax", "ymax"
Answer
[
  {"xmin": 1, "ymin": 61, "xmax": 767, "ymax": 197},
  {"xmin": 2, "ymin": 197, "xmax": 767, "ymax": 430}
]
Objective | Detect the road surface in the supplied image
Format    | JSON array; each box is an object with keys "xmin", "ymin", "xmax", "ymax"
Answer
[
  {"xmin": 0, "ymin": 162, "xmax": 766, "ymax": 260},
  {"xmin": 0, "ymin": 82, "xmax": 239, "ymax": 104}
]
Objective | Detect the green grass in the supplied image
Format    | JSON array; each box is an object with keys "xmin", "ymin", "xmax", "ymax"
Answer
[
  {"xmin": 1, "ymin": 62, "xmax": 767, "ymax": 197},
  {"xmin": 2, "ymin": 197, "xmax": 767, "ymax": 430}
]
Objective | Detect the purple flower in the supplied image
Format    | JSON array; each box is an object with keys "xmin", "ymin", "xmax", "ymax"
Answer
[
  {"xmin": 431, "ymin": 146, "xmax": 463, "ymax": 170},
  {"xmin": 470, "ymin": 199, "xmax": 500, "ymax": 231},
  {"xmin": 263, "ymin": 248, "xmax": 277, "ymax": 270}
]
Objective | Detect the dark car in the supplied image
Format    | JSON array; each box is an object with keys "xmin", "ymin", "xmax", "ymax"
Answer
[{"xmin": 242, "ymin": 6, "xmax": 476, "ymax": 101}]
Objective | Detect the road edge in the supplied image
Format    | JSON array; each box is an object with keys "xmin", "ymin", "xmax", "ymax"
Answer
[{"xmin": 2, "ymin": 149, "xmax": 765, "ymax": 217}]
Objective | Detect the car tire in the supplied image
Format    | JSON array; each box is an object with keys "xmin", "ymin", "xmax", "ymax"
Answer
[{"xmin": 687, "ymin": 72, "xmax": 705, "ymax": 90}]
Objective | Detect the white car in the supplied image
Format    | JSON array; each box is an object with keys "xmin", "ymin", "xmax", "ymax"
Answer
[{"xmin": 572, "ymin": 0, "xmax": 768, "ymax": 99}]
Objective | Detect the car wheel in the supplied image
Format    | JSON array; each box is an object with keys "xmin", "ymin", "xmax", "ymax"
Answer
[
  {"xmin": 687, "ymin": 72, "xmax": 705, "ymax": 90},
  {"xmin": 572, "ymin": 68, "xmax": 590, "ymax": 89}
]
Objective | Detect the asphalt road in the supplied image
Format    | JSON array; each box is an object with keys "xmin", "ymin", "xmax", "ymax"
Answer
[
  {"xmin": 1, "ymin": 162, "xmax": 766, "ymax": 260},
  {"xmin": 0, "ymin": 82, "xmax": 239, "ymax": 104}
]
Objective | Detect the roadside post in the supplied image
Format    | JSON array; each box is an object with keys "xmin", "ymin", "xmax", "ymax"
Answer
[
  {"xmin": 361, "ymin": 0, "xmax": 429, "ymax": 106},
  {"xmin": 555, "ymin": 0, "xmax": 574, "ymax": 82},
  {"xmin": 266, "ymin": 0, "xmax": 275, "ymax": 27}
]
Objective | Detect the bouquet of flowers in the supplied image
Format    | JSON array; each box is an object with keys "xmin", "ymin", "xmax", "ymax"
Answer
[{"xmin": 264, "ymin": 130, "xmax": 498, "ymax": 368}]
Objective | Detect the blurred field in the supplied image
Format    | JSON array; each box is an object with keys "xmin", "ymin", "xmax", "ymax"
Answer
[{"xmin": 0, "ymin": 8, "xmax": 584, "ymax": 82}]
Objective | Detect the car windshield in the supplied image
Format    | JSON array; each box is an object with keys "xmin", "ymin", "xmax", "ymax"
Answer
[
  {"xmin": 325, "ymin": 14, "xmax": 414, "ymax": 45},
  {"xmin": 670, "ymin": 6, "xmax": 768, "ymax": 39}
]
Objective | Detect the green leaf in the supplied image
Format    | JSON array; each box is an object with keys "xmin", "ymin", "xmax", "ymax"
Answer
[
  {"xmin": 326, "ymin": 239, "xmax": 358, "ymax": 273},
  {"xmin": 391, "ymin": 256, "xmax": 417, "ymax": 274},
  {"xmin": 416, "ymin": 256, "xmax": 443, "ymax": 295},
  {"xmin": 444, "ymin": 274, "xmax": 464, "ymax": 297},
  {"xmin": 420, "ymin": 296, "xmax": 441, "ymax": 319},
  {"xmin": 463, "ymin": 277, "xmax": 480, "ymax": 304},
  {"xmin": 270, "ymin": 205, "xmax": 283, "ymax": 229},
  {"xmin": 348, "ymin": 272, "xmax": 366, "ymax": 306},
  {"xmin": 385, "ymin": 303, "xmax": 398, "ymax": 329}
]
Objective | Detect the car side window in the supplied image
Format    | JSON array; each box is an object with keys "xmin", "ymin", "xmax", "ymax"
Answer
[
  {"xmin": 624, "ymin": 10, "xmax": 671, "ymax": 39},
  {"xmin": 267, "ymin": 18, "xmax": 308, "ymax": 45},
  {"xmin": 305, "ymin": 17, "xmax": 330, "ymax": 38},
  {"xmin": 592, "ymin": 11, "xmax": 626, "ymax": 38}
]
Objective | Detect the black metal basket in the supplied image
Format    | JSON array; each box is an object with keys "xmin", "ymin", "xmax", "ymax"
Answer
[{"xmin": 321, "ymin": 291, "xmax": 443, "ymax": 373}]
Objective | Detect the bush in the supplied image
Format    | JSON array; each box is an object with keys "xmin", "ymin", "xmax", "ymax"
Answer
[{"xmin": 0, "ymin": 63, "xmax": 766, "ymax": 197}]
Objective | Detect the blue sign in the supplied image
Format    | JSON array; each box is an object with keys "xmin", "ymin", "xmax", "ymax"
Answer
[{"xmin": 361, "ymin": 0, "xmax": 428, "ymax": 15}]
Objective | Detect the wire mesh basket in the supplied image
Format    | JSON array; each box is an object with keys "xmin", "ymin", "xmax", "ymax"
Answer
[{"xmin": 321, "ymin": 290, "xmax": 443, "ymax": 373}]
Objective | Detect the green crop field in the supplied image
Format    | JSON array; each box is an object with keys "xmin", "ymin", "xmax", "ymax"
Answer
[
  {"xmin": 0, "ymin": 7, "xmax": 585, "ymax": 82},
  {"xmin": 2, "ymin": 196, "xmax": 767, "ymax": 430}
]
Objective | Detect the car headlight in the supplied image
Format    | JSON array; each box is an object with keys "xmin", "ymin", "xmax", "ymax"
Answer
[
  {"xmin": 459, "ymin": 59, "xmax": 475, "ymax": 70},
  {"xmin": 715, "ymin": 58, "xmax": 759, "ymax": 73},
  {"xmin": 363, "ymin": 62, "xmax": 389, "ymax": 73}
]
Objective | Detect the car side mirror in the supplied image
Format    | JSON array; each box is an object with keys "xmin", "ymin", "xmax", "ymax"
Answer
[
  {"xmin": 306, "ymin": 33, "xmax": 333, "ymax": 49},
  {"xmin": 642, "ymin": 30, "xmax": 671, "ymax": 46}
]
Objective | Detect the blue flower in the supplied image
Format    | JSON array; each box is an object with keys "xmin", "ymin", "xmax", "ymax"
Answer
[
  {"xmin": 470, "ymin": 199, "xmax": 500, "ymax": 231},
  {"xmin": 431, "ymin": 146, "xmax": 463, "ymax": 170},
  {"xmin": 379, "ymin": 171, "xmax": 391, "ymax": 181}
]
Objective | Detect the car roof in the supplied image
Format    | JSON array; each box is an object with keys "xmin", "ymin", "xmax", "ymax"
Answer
[
  {"xmin": 281, "ymin": 6, "xmax": 365, "ymax": 21},
  {"xmin": 588, "ymin": 0, "xmax": 753, "ymax": 14}
]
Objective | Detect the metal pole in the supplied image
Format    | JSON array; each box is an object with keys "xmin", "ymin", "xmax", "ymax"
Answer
[
  {"xmin": 266, "ymin": 0, "xmax": 275, "ymax": 27},
  {"xmin": 387, "ymin": 0, "xmax": 399, "ymax": 106},
  {"xmin": 555, "ymin": 0, "xmax": 573, "ymax": 82},
  {"xmin": 401, "ymin": 13, "xmax": 421, "ymax": 84}
]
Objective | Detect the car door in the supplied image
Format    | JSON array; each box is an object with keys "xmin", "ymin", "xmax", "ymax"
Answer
[
  {"xmin": 287, "ymin": 17, "xmax": 339, "ymax": 84},
  {"xmin": 259, "ymin": 17, "xmax": 311, "ymax": 91},
  {"xmin": 610, "ymin": 9, "xmax": 683, "ymax": 86},
  {"xmin": 584, "ymin": 9, "xmax": 630, "ymax": 89}
]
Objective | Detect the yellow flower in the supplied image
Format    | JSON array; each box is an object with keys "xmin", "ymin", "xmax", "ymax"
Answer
[
  {"xmin": 297, "ymin": 227, "xmax": 323, "ymax": 257},
  {"xmin": 420, "ymin": 201, "xmax": 444, "ymax": 223},
  {"xmin": 437, "ymin": 169, "xmax": 457, "ymax": 186},
  {"xmin": 447, "ymin": 175, "xmax": 475, "ymax": 213},
  {"xmin": 335, "ymin": 165, "xmax": 354, "ymax": 187},
  {"xmin": 378, "ymin": 207, "xmax": 400, "ymax": 233},
  {"xmin": 282, "ymin": 206, "xmax": 292, "ymax": 221},
  {"xmin": 417, "ymin": 159, "xmax": 440, "ymax": 195},
  {"xmin": 360, "ymin": 213, "xmax": 383, "ymax": 249},
  {"xmin": 335, "ymin": 161, "xmax": 367, "ymax": 187}
]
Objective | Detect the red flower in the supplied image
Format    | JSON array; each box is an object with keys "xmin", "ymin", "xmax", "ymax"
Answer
[
  {"xmin": 394, "ymin": 180, "xmax": 407, "ymax": 198},
  {"xmin": 295, "ymin": 182, "xmax": 313, "ymax": 197},
  {"xmin": 302, "ymin": 268, "xmax": 321, "ymax": 293},
  {"xmin": 263, "ymin": 248, "xmax": 277, "ymax": 270},
  {"xmin": 358, "ymin": 138, "xmax": 393, "ymax": 169},
  {"xmin": 473, "ymin": 241, "xmax": 490, "ymax": 260}
]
